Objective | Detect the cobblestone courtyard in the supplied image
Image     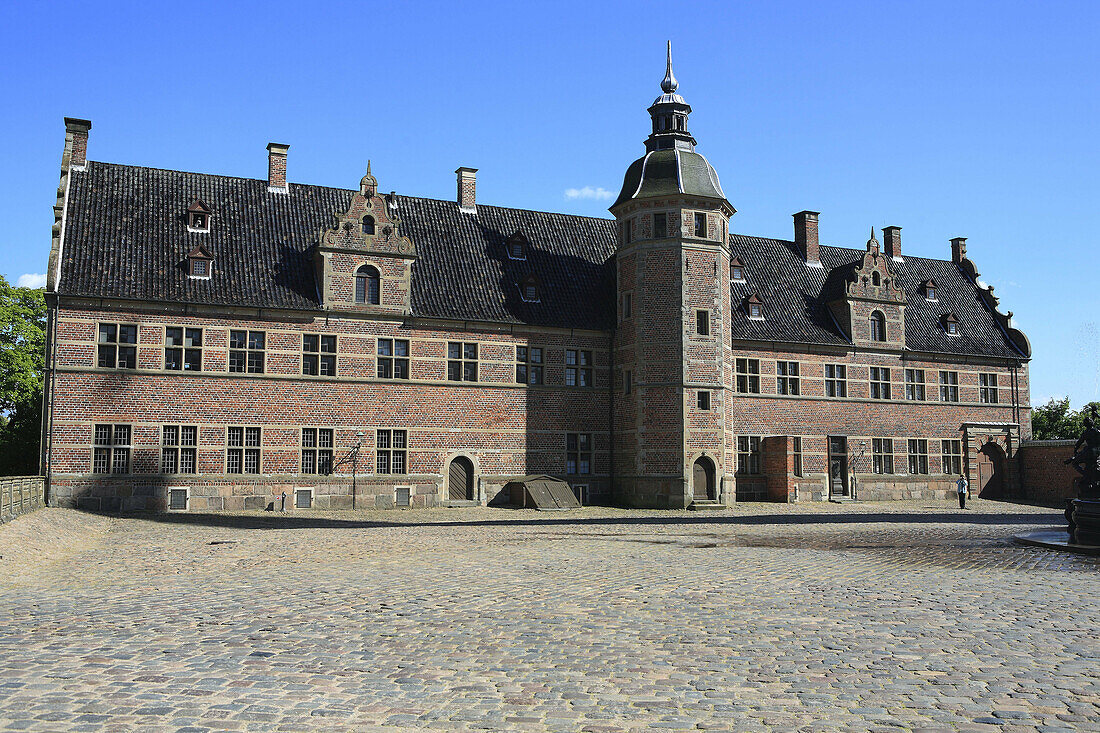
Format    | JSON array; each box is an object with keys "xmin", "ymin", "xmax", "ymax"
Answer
[{"xmin": 0, "ymin": 501, "xmax": 1097, "ymax": 732}]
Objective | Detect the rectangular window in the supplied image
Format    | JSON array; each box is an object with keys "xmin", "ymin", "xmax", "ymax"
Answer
[
  {"xmin": 447, "ymin": 342, "xmax": 478, "ymax": 382},
  {"xmin": 295, "ymin": 488, "xmax": 313, "ymax": 509},
  {"xmin": 777, "ymin": 361, "xmax": 800, "ymax": 395},
  {"xmin": 737, "ymin": 436, "xmax": 762, "ymax": 475},
  {"xmin": 565, "ymin": 349, "xmax": 593, "ymax": 388},
  {"xmin": 979, "ymin": 373, "xmax": 999, "ymax": 404},
  {"xmin": 697, "ymin": 390, "xmax": 711, "ymax": 411},
  {"xmin": 227, "ymin": 426, "xmax": 261, "ymax": 474},
  {"xmin": 907, "ymin": 439, "xmax": 929, "ymax": 475},
  {"xmin": 377, "ymin": 338, "xmax": 410, "ymax": 380},
  {"xmin": 162, "ymin": 425, "xmax": 197, "ymax": 474},
  {"xmin": 168, "ymin": 488, "xmax": 189, "ymax": 510},
  {"xmin": 624, "ymin": 369, "xmax": 631, "ymax": 394},
  {"xmin": 872, "ymin": 438, "xmax": 894, "ymax": 474},
  {"xmin": 695, "ymin": 310, "xmax": 710, "ymax": 336},
  {"xmin": 736, "ymin": 358, "xmax": 761, "ymax": 394},
  {"xmin": 939, "ymin": 371, "xmax": 959, "ymax": 402},
  {"xmin": 791, "ymin": 436, "xmax": 803, "ymax": 477},
  {"xmin": 653, "ymin": 212, "xmax": 666, "ymax": 238},
  {"xmin": 905, "ymin": 369, "xmax": 926, "ymax": 401},
  {"xmin": 516, "ymin": 346, "xmax": 544, "ymax": 385},
  {"xmin": 376, "ymin": 429, "xmax": 408, "ymax": 474},
  {"xmin": 622, "ymin": 292, "xmax": 632, "ymax": 319},
  {"xmin": 623, "ymin": 219, "xmax": 632, "ymax": 244},
  {"xmin": 566, "ymin": 433, "xmax": 593, "ymax": 475},
  {"xmin": 97, "ymin": 323, "xmax": 137, "ymax": 369},
  {"xmin": 92, "ymin": 424, "xmax": 131, "ymax": 474},
  {"xmin": 165, "ymin": 327, "xmax": 203, "ymax": 371},
  {"xmin": 694, "ymin": 212, "xmax": 707, "ymax": 238},
  {"xmin": 303, "ymin": 334, "xmax": 338, "ymax": 376},
  {"xmin": 229, "ymin": 330, "xmax": 265, "ymax": 374},
  {"xmin": 301, "ymin": 428, "xmax": 334, "ymax": 475},
  {"xmin": 825, "ymin": 364, "xmax": 847, "ymax": 397},
  {"xmin": 942, "ymin": 439, "xmax": 963, "ymax": 475},
  {"xmin": 870, "ymin": 366, "xmax": 891, "ymax": 400}
]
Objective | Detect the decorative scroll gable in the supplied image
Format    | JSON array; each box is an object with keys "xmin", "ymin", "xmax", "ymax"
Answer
[
  {"xmin": 845, "ymin": 234, "xmax": 906, "ymax": 305},
  {"xmin": 826, "ymin": 229, "xmax": 907, "ymax": 348},
  {"xmin": 318, "ymin": 168, "xmax": 415, "ymax": 259}
]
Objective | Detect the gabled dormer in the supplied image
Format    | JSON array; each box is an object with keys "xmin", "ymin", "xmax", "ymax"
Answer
[
  {"xmin": 506, "ymin": 231, "xmax": 528, "ymax": 261},
  {"xmin": 315, "ymin": 162, "xmax": 417, "ymax": 314},
  {"xmin": 187, "ymin": 200, "xmax": 212, "ymax": 232},
  {"xmin": 186, "ymin": 244, "xmax": 213, "ymax": 279},
  {"xmin": 826, "ymin": 228, "xmax": 907, "ymax": 348}
]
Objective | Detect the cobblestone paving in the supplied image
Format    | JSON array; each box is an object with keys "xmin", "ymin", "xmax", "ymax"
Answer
[{"xmin": 0, "ymin": 500, "xmax": 1097, "ymax": 732}]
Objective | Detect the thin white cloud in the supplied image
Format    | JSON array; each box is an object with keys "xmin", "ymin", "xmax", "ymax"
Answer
[
  {"xmin": 564, "ymin": 186, "xmax": 614, "ymax": 201},
  {"xmin": 16, "ymin": 273, "xmax": 46, "ymax": 289}
]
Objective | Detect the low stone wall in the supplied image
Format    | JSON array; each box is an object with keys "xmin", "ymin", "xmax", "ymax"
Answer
[
  {"xmin": 1018, "ymin": 440, "xmax": 1077, "ymax": 504},
  {"xmin": 0, "ymin": 476, "xmax": 46, "ymax": 522}
]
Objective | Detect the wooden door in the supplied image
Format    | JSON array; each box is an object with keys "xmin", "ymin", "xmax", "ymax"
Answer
[
  {"xmin": 828, "ymin": 436, "xmax": 849, "ymax": 497},
  {"xmin": 693, "ymin": 458, "xmax": 715, "ymax": 500},
  {"xmin": 977, "ymin": 444, "xmax": 1004, "ymax": 498},
  {"xmin": 448, "ymin": 457, "xmax": 473, "ymax": 500}
]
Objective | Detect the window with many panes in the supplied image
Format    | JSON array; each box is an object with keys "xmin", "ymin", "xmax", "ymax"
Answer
[
  {"xmin": 227, "ymin": 427, "xmax": 261, "ymax": 474},
  {"xmin": 979, "ymin": 373, "xmax": 998, "ymax": 403},
  {"xmin": 377, "ymin": 339, "xmax": 409, "ymax": 379},
  {"xmin": 301, "ymin": 428, "xmax": 334, "ymax": 475},
  {"xmin": 566, "ymin": 350, "xmax": 593, "ymax": 387},
  {"xmin": 736, "ymin": 358, "xmax": 760, "ymax": 394},
  {"xmin": 792, "ymin": 436, "xmax": 803, "ymax": 476},
  {"xmin": 777, "ymin": 361, "xmax": 800, "ymax": 395},
  {"xmin": 93, "ymin": 424, "xmax": 131, "ymax": 474},
  {"xmin": 303, "ymin": 334, "xmax": 337, "ymax": 376},
  {"xmin": 870, "ymin": 367, "xmax": 891, "ymax": 399},
  {"xmin": 162, "ymin": 425, "xmax": 197, "ymax": 474},
  {"xmin": 872, "ymin": 438, "xmax": 894, "ymax": 474},
  {"xmin": 825, "ymin": 364, "xmax": 847, "ymax": 397},
  {"xmin": 229, "ymin": 331, "xmax": 265, "ymax": 373},
  {"xmin": 940, "ymin": 371, "xmax": 959, "ymax": 402},
  {"xmin": 516, "ymin": 346, "xmax": 544, "ymax": 385},
  {"xmin": 566, "ymin": 433, "xmax": 592, "ymax": 475},
  {"xmin": 97, "ymin": 324, "xmax": 137, "ymax": 369},
  {"xmin": 694, "ymin": 212, "xmax": 707, "ymax": 238},
  {"xmin": 696, "ymin": 310, "xmax": 710, "ymax": 336},
  {"xmin": 355, "ymin": 265, "xmax": 381, "ymax": 305},
  {"xmin": 907, "ymin": 439, "xmax": 929, "ymax": 475},
  {"xmin": 164, "ymin": 327, "xmax": 202, "ymax": 371},
  {"xmin": 737, "ymin": 436, "xmax": 761, "ymax": 475},
  {"xmin": 376, "ymin": 429, "xmax": 407, "ymax": 474},
  {"xmin": 447, "ymin": 342, "xmax": 478, "ymax": 382},
  {"xmin": 941, "ymin": 439, "xmax": 963, "ymax": 475},
  {"xmin": 905, "ymin": 369, "xmax": 925, "ymax": 401}
]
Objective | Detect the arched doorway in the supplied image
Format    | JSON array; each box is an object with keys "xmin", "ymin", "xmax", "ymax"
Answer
[
  {"xmin": 448, "ymin": 456, "xmax": 475, "ymax": 501},
  {"xmin": 977, "ymin": 442, "xmax": 1006, "ymax": 499},
  {"xmin": 692, "ymin": 457, "xmax": 716, "ymax": 501}
]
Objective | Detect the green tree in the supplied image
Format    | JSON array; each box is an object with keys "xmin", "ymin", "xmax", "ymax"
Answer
[
  {"xmin": 0, "ymin": 275, "xmax": 46, "ymax": 475},
  {"xmin": 1030, "ymin": 397, "xmax": 1100, "ymax": 441}
]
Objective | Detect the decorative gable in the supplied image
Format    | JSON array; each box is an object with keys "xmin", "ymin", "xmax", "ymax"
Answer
[{"xmin": 827, "ymin": 228, "xmax": 907, "ymax": 348}]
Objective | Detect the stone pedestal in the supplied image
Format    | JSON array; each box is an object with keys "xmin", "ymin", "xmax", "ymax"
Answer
[{"xmin": 1068, "ymin": 498, "xmax": 1100, "ymax": 546}]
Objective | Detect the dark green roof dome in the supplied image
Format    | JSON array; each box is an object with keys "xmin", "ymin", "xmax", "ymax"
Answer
[{"xmin": 612, "ymin": 149, "xmax": 726, "ymax": 208}]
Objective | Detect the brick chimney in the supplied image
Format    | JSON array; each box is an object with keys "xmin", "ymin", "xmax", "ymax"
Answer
[
  {"xmin": 793, "ymin": 211, "xmax": 820, "ymax": 265},
  {"xmin": 63, "ymin": 118, "xmax": 91, "ymax": 171},
  {"xmin": 883, "ymin": 226, "xmax": 902, "ymax": 260},
  {"xmin": 267, "ymin": 143, "xmax": 289, "ymax": 193},
  {"xmin": 951, "ymin": 237, "xmax": 967, "ymax": 263},
  {"xmin": 456, "ymin": 167, "xmax": 477, "ymax": 213}
]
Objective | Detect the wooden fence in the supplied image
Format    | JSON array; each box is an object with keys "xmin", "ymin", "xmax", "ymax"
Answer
[{"xmin": 0, "ymin": 476, "xmax": 45, "ymax": 523}]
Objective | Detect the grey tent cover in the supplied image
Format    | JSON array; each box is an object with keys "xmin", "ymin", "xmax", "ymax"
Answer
[{"xmin": 506, "ymin": 475, "xmax": 581, "ymax": 510}]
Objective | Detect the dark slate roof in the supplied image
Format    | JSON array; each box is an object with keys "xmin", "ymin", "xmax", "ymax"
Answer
[
  {"xmin": 728, "ymin": 235, "xmax": 1027, "ymax": 358},
  {"xmin": 59, "ymin": 162, "xmax": 618, "ymax": 330},
  {"xmin": 612, "ymin": 149, "xmax": 726, "ymax": 208},
  {"xmin": 58, "ymin": 161, "xmax": 1025, "ymax": 358}
]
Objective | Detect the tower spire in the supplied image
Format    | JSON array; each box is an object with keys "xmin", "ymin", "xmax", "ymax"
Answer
[{"xmin": 661, "ymin": 40, "xmax": 678, "ymax": 94}]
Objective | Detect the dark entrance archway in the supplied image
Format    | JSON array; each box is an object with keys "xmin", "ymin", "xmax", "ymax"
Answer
[
  {"xmin": 977, "ymin": 442, "xmax": 1006, "ymax": 499},
  {"xmin": 692, "ymin": 457, "xmax": 716, "ymax": 501},
  {"xmin": 448, "ymin": 456, "xmax": 475, "ymax": 501}
]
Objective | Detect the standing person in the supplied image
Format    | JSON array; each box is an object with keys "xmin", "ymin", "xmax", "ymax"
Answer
[{"xmin": 956, "ymin": 474, "xmax": 969, "ymax": 509}]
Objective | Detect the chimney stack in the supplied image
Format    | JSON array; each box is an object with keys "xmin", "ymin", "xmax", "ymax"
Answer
[
  {"xmin": 267, "ymin": 143, "xmax": 289, "ymax": 193},
  {"xmin": 883, "ymin": 226, "xmax": 902, "ymax": 260},
  {"xmin": 456, "ymin": 167, "xmax": 477, "ymax": 213},
  {"xmin": 951, "ymin": 237, "xmax": 967, "ymax": 264},
  {"xmin": 793, "ymin": 211, "xmax": 820, "ymax": 265},
  {"xmin": 63, "ymin": 118, "xmax": 92, "ymax": 171}
]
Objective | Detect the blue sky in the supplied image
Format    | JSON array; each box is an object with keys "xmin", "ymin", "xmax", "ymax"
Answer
[{"xmin": 1, "ymin": 0, "xmax": 1097, "ymax": 407}]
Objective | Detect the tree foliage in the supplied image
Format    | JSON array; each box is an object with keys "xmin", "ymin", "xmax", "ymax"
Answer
[
  {"xmin": 0, "ymin": 275, "xmax": 46, "ymax": 475},
  {"xmin": 1031, "ymin": 397, "xmax": 1100, "ymax": 441}
]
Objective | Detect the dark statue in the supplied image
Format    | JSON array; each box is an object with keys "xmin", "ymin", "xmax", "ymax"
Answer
[{"xmin": 1065, "ymin": 405, "xmax": 1100, "ymax": 500}]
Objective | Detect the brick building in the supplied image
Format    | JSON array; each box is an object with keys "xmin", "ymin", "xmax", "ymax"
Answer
[{"xmin": 40, "ymin": 50, "xmax": 1032, "ymax": 511}]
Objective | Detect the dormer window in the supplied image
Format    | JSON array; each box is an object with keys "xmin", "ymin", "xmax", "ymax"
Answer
[
  {"xmin": 869, "ymin": 310, "xmax": 887, "ymax": 342},
  {"xmin": 507, "ymin": 233, "xmax": 528, "ymax": 260},
  {"xmin": 186, "ymin": 245, "xmax": 213, "ymax": 279},
  {"xmin": 362, "ymin": 215, "xmax": 375, "ymax": 236},
  {"xmin": 730, "ymin": 257, "xmax": 745, "ymax": 282},
  {"xmin": 521, "ymin": 276, "xmax": 539, "ymax": 303},
  {"xmin": 355, "ymin": 265, "xmax": 380, "ymax": 305},
  {"xmin": 746, "ymin": 294, "xmax": 764, "ymax": 320},
  {"xmin": 942, "ymin": 313, "xmax": 960, "ymax": 336},
  {"xmin": 923, "ymin": 280, "xmax": 937, "ymax": 300},
  {"xmin": 187, "ymin": 200, "xmax": 212, "ymax": 232}
]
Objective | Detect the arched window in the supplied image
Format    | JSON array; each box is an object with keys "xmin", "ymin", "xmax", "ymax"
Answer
[
  {"xmin": 869, "ymin": 310, "xmax": 886, "ymax": 342},
  {"xmin": 355, "ymin": 265, "xmax": 380, "ymax": 305},
  {"xmin": 871, "ymin": 271, "xmax": 881, "ymax": 287},
  {"xmin": 361, "ymin": 215, "xmax": 375, "ymax": 235}
]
